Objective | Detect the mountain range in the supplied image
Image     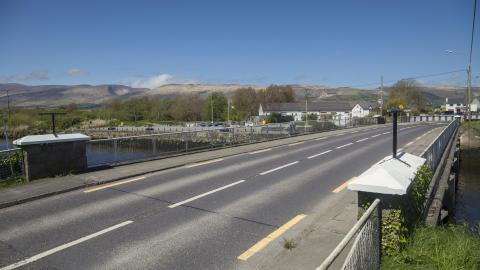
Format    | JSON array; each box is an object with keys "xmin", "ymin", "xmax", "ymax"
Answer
[{"xmin": 0, "ymin": 83, "xmax": 478, "ymax": 108}]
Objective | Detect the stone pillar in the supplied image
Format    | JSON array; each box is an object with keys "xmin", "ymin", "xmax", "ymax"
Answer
[{"xmin": 13, "ymin": 134, "xmax": 91, "ymax": 181}]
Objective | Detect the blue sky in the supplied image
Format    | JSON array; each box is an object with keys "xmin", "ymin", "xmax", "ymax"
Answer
[{"xmin": 0, "ymin": 0, "xmax": 478, "ymax": 88}]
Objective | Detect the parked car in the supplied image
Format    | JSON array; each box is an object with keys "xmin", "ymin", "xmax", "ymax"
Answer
[
  {"xmin": 145, "ymin": 127, "xmax": 155, "ymax": 131},
  {"xmin": 107, "ymin": 127, "xmax": 116, "ymax": 131}
]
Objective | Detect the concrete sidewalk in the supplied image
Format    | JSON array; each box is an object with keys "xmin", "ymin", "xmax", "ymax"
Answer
[
  {"xmin": 0, "ymin": 123, "xmax": 418, "ymax": 209},
  {"xmin": 245, "ymin": 125, "xmax": 446, "ymax": 270}
]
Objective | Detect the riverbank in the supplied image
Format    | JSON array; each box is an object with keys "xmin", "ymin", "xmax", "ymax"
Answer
[{"xmin": 455, "ymin": 123, "xmax": 480, "ymax": 226}]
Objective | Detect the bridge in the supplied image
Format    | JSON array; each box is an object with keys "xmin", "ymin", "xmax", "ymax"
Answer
[{"xmin": 0, "ymin": 119, "xmax": 459, "ymax": 269}]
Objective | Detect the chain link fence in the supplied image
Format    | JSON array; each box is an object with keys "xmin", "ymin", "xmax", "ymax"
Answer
[
  {"xmin": 87, "ymin": 118, "xmax": 378, "ymax": 167},
  {"xmin": 316, "ymin": 199, "xmax": 381, "ymax": 270},
  {"xmin": 0, "ymin": 149, "xmax": 25, "ymax": 183}
]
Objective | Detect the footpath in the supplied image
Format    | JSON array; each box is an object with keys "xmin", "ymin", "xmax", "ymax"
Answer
[
  {"xmin": 0, "ymin": 124, "xmax": 400, "ymax": 209},
  {"xmin": 241, "ymin": 125, "xmax": 446, "ymax": 270}
]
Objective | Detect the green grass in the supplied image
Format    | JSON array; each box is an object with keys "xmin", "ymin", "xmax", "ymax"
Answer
[
  {"xmin": 0, "ymin": 177, "xmax": 28, "ymax": 189},
  {"xmin": 463, "ymin": 121, "xmax": 480, "ymax": 132},
  {"xmin": 382, "ymin": 225, "xmax": 480, "ymax": 270}
]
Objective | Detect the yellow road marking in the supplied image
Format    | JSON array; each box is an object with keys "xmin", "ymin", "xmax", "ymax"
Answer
[
  {"xmin": 249, "ymin": 148, "xmax": 272, "ymax": 154},
  {"xmin": 332, "ymin": 177, "xmax": 356, "ymax": 193},
  {"xmin": 288, "ymin": 141, "xmax": 304, "ymax": 146},
  {"xmin": 184, "ymin": 158, "xmax": 224, "ymax": 168},
  {"xmin": 237, "ymin": 214, "xmax": 307, "ymax": 261},
  {"xmin": 84, "ymin": 176, "xmax": 146, "ymax": 193}
]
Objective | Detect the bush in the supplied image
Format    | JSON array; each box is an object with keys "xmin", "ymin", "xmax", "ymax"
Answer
[{"xmin": 382, "ymin": 225, "xmax": 480, "ymax": 270}]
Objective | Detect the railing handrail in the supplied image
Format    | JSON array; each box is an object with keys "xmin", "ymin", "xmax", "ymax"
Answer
[
  {"xmin": 316, "ymin": 198, "xmax": 380, "ymax": 270},
  {"xmin": 0, "ymin": 148, "xmax": 21, "ymax": 154},
  {"xmin": 419, "ymin": 119, "xmax": 458, "ymax": 158}
]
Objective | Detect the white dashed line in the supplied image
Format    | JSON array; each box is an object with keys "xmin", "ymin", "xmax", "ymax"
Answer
[
  {"xmin": 336, "ymin": 143, "xmax": 354, "ymax": 149},
  {"xmin": 356, "ymin": 138, "xmax": 369, "ymax": 142},
  {"xmin": 307, "ymin": 150, "xmax": 332, "ymax": 159},
  {"xmin": 259, "ymin": 161, "xmax": 299, "ymax": 175}
]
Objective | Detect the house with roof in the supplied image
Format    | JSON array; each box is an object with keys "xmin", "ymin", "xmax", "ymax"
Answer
[
  {"xmin": 471, "ymin": 97, "xmax": 479, "ymax": 112},
  {"xmin": 351, "ymin": 103, "xmax": 373, "ymax": 118},
  {"xmin": 258, "ymin": 102, "xmax": 352, "ymax": 121},
  {"xmin": 443, "ymin": 97, "xmax": 465, "ymax": 113}
]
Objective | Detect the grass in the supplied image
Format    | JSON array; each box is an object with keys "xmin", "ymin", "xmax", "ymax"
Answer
[
  {"xmin": 463, "ymin": 121, "xmax": 480, "ymax": 132},
  {"xmin": 282, "ymin": 238, "xmax": 297, "ymax": 250},
  {"xmin": 0, "ymin": 177, "xmax": 28, "ymax": 189},
  {"xmin": 382, "ymin": 225, "xmax": 480, "ymax": 270}
]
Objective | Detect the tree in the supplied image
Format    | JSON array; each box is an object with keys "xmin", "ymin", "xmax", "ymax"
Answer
[
  {"xmin": 170, "ymin": 95, "xmax": 204, "ymax": 121},
  {"xmin": 203, "ymin": 92, "xmax": 228, "ymax": 122},
  {"xmin": 232, "ymin": 87, "xmax": 258, "ymax": 120},
  {"xmin": 387, "ymin": 79, "xmax": 427, "ymax": 113},
  {"xmin": 258, "ymin": 85, "xmax": 295, "ymax": 104}
]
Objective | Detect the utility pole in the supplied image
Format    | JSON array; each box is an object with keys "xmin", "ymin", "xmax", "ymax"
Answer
[
  {"xmin": 227, "ymin": 99, "xmax": 231, "ymax": 125},
  {"xmin": 210, "ymin": 94, "xmax": 214, "ymax": 123},
  {"xmin": 467, "ymin": 65, "xmax": 472, "ymax": 121},
  {"xmin": 380, "ymin": 76, "xmax": 384, "ymax": 115},
  {"xmin": 304, "ymin": 89, "xmax": 309, "ymax": 133}
]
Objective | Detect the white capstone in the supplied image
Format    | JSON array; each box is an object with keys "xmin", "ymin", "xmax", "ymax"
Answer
[
  {"xmin": 13, "ymin": 133, "xmax": 91, "ymax": 146},
  {"xmin": 348, "ymin": 152, "xmax": 426, "ymax": 195}
]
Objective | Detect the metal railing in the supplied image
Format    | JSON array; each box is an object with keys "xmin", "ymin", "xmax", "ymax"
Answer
[
  {"xmin": 420, "ymin": 119, "xmax": 459, "ymax": 172},
  {"xmin": 317, "ymin": 199, "xmax": 381, "ymax": 270},
  {"xmin": 0, "ymin": 148, "xmax": 25, "ymax": 182},
  {"xmin": 86, "ymin": 118, "xmax": 378, "ymax": 167}
]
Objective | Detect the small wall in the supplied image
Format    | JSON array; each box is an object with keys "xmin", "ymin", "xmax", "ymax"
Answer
[{"xmin": 22, "ymin": 141, "xmax": 88, "ymax": 180}]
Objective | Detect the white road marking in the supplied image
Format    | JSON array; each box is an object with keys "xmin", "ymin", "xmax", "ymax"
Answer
[
  {"xmin": 185, "ymin": 158, "xmax": 224, "ymax": 168},
  {"xmin": 356, "ymin": 138, "xmax": 369, "ymax": 142},
  {"xmin": 405, "ymin": 141, "xmax": 414, "ymax": 146},
  {"xmin": 168, "ymin": 180, "xmax": 245, "ymax": 208},
  {"xmin": 336, "ymin": 143, "xmax": 353, "ymax": 149},
  {"xmin": 307, "ymin": 150, "xmax": 332, "ymax": 159},
  {"xmin": 371, "ymin": 134, "xmax": 381, "ymax": 138},
  {"xmin": 0, "ymin": 221, "xmax": 134, "ymax": 270},
  {"xmin": 259, "ymin": 161, "xmax": 299, "ymax": 176},
  {"xmin": 382, "ymin": 132, "xmax": 390, "ymax": 135},
  {"xmin": 315, "ymin": 137, "xmax": 328, "ymax": 140},
  {"xmin": 249, "ymin": 148, "xmax": 272, "ymax": 154}
]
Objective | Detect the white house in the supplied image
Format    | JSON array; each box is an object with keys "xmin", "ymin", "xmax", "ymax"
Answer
[
  {"xmin": 444, "ymin": 97, "xmax": 465, "ymax": 113},
  {"xmin": 259, "ymin": 102, "xmax": 352, "ymax": 121},
  {"xmin": 471, "ymin": 98, "xmax": 479, "ymax": 112},
  {"xmin": 351, "ymin": 103, "xmax": 373, "ymax": 118}
]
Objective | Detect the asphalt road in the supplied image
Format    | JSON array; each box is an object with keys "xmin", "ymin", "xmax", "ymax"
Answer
[{"xmin": 0, "ymin": 123, "xmax": 446, "ymax": 270}]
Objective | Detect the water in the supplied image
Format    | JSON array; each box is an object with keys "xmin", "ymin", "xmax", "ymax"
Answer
[{"xmin": 455, "ymin": 129, "xmax": 480, "ymax": 227}]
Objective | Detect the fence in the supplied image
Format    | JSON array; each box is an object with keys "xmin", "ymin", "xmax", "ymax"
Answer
[
  {"xmin": 86, "ymin": 118, "xmax": 378, "ymax": 167},
  {"xmin": 0, "ymin": 149, "xmax": 25, "ymax": 183},
  {"xmin": 410, "ymin": 114, "xmax": 480, "ymax": 122},
  {"xmin": 317, "ymin": 119, "xmax": 460, "ymax": 270},
  {"xmin": 420, "ymin": 119, "xmax": 459, "ymax": 172},
  {"xmin": 316, "ymin": 199, "xmax": 381, "ymax": 270}
]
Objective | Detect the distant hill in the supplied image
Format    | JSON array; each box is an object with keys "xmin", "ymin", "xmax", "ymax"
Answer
[{"xmin": 0, "ymin": 83, "xmax": 477, "ymax": 109}]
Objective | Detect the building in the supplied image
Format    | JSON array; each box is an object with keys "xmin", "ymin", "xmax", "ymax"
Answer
[
  {"xmin": 259, "ymin": 102, "xmax": 352, "ymax": 121},
  {"xmin": 351, "ymin": 103, "xmax": 373, "ymax": 118},
  {"xmin": 471, "ymin": 97, "xmax": 479, "ymax": 112},
  {"xmin": 444, "ymin": 97, "xmax": 465, "ymax": 113}
]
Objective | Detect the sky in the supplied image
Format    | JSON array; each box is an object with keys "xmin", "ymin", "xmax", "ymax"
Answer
[{"xmin": 0, "ymin": 0, "xmax": 478, "ymax": 88}]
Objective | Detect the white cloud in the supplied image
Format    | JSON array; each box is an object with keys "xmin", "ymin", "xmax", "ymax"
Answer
[
  {"xmin": 67, "ymin": 68, "xmax": 89, "ymax": 76},
  {"xmin": 131, "ymin": 74, "xmax": 196, "ymax": 89},
  {"xmin": 0, "ymin": 70, "xmax": 49, "ymax": 82}
]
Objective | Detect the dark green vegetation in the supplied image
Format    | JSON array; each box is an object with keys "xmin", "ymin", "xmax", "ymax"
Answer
[
  {"xmin": 385, "ymin": 79, "xmax": 428, "ymax": 113},
  {"xmin": 463, "ymin": 120, "xmax": 480, "ymax": 132},
  {"xmin": 381, "ymin": 165, "xmax": 480, "ymax": 269},
  {"xmin": 382, "ymin": 225, "xmax": 480, "ymax": 270}
]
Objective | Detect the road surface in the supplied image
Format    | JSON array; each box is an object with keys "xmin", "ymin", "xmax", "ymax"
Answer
[{"xmin": 0, "ymin": 123, "xmax": 445, "ymax": 270}]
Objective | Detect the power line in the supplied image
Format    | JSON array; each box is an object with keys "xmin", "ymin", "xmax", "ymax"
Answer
[{"xmin": 337, "ymin": 69, "xmax": 467, "ymax": 89}]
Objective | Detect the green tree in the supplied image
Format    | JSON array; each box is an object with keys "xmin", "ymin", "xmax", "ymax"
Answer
[
  {"xmin": 203, "ymin": 92, "xmax": 228, "ymax": 122},
  {"xmin": 258, "ymin": 85, "xmax": 295, "ymax": 104},
  {"xmin": 387, "ymin": 79, "xmax": 427, "ymax": 113}
]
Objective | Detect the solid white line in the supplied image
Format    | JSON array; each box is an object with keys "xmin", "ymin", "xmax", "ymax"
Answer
[
  {"xmin": 259, "ymin": 161, "xmax": 299, "ymax": 176},
  {"xmin": 371, "ymin": 134, "xmax": 381, "ymax": 138},
  {"xmin": 168, "ymin": 180, "xmax": 245, "ymax": 208},
  {"xmin": 307, "ymin": 150, "xmax": 332, "ymax": 159},
  {"xmin": 315, "ymin": 136, "xmax": 328, "ymax": 140},
  {"xmin": 0, "ymin": 221, "xmax": 134, "ymax": 270},
  {"xmin": 336, "ymin": 143, "xmax": 353, "ymax": 149},
  {"xmin": 185, "ymin": 158, "xmax": 224, "ymax": 168},
  {"xmin": 249, "ymin": 148, "xmax": 272, "ymax": 154},
  {"xmin": 356, "ymin": 138, "xmax": 369, "ymax": 142}
]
